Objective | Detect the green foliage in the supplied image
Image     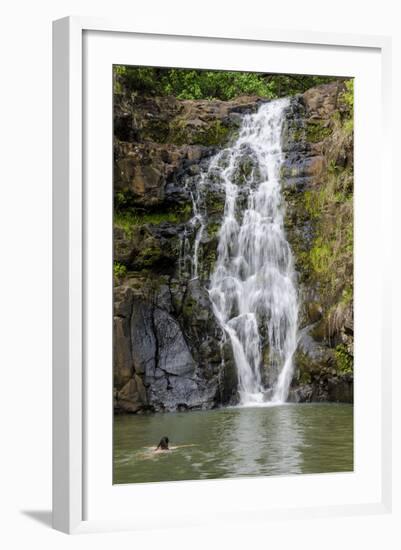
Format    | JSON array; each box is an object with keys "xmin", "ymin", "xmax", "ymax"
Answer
[
  {"xmin": 340, "ymin": 79, "xmax": 354, "ymax": 134},
  {"xmin": 341, "ymin": 287, "xmax": 353, "ymax": 306},
  {"xmin": 299, "ymin": 372, "xmax": 312, "ymax": 385},
  {"xmin": 341, "ymin": 79, "xmax": 354, "ymax": 111},
  {"xmin": 170, "ymin": 118, "xmax": 230, "ymax": 146},
  {"xmin": 305, "ymin": 121, "xmax": 333, "ymax": 143},
  {"xmin": 265, "ymin": 74, "xmax": 339, "ymax": 98},
  {"xmin": 113, "ymin": 65, "xmax": 125, "ymax": 94},
  {"xmin": 334, "ymin": 344, "xmax": 353, "ymax": 373},
  {"xmin": 114, "ymin": 210, "xmax": 183, "ymax": 234},
  {"xmin": 114, "ymin": 262, "xmax": 127, "ymax": 281},
  {"xmin": 303, "ymin": 190, "xmax": 319, "ymax": 219},
  {"xmin": 294, "ymin": 352, "xmax": 316, "ymax": 384},
  {"xmin": 207, "ymin": 222, "xmax": 221, "ymax": 237},
  {"xmin": 343, "ymin": 118, "xmax": 353, "ymax": 134},
  {"xmin": 327, "ymin": 159, "xmax": 339, "ymax": 174},
  {"xmin": 290, "ymin": 120, "xmax": 333, "ymax": 145},
  {"xmin": 303, "ymin": 158, "xmax": 352, "ymax": 224},
  {"xmin": 114, "ymin": 211, "xmax": 135, "ymax": 237},
  {"xmin": 344, "ymin": 223, "xmax": 353, "ymax": 254},
  {"xmin": 113, "ymin": 65, "xmax": 338, "ymax": 101},
  {"xmin": 163, "ymin": 69, "xmax": 276, "ymax": 100},
  {"xmin": 199, "ymin": 120, "xmax": 230, "ymax": 146},
  {"xmin": 310, "ymin": 238, "xmax": 332, "ymax": 274},
  {"xmin": 114, "ymin": 202, "xmax": 193, "ymax": 239},
  {"xmin": 299, "ymin": 139, "xmax": 353, "ymax": 304},
  {"xmin": 114, "ymin": 65, "xmax": 159, "ymax": 95},
  {"xmin": 303, "ymin": 195, "xmax": 352, "ymax": 287}
]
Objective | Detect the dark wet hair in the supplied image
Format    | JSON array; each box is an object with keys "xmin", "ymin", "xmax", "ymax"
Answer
[{"xmin": 156, "ymin": 436, "xmax": 169, "ymax": 450}]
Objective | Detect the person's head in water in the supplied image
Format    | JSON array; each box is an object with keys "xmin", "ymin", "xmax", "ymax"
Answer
[{"xmin": 156, "ymin": 436, "xmax": 169, "ymax": 450}]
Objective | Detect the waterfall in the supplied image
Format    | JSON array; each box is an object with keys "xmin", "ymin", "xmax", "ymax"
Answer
[
  {"xmin": 188, "ymin": 173, "xmax": 207, "ymax": 280},
  {"xmin": 179, "ymin": 174, "xmax": 207, "ymax": 281},
  {"xmin": 204, "ymin": 98, "xmax": 299, "ymax": 405}
]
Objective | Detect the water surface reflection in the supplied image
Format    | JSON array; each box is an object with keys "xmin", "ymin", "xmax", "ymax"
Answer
[{"xmin": 113, "ymin": 403, "xmax": 353, "ymax": 484}]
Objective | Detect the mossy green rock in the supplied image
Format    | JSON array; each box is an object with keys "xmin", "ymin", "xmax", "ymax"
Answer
[{"xmin": 282, "ymin": 81, "xmax": 354, "ymax": 402}]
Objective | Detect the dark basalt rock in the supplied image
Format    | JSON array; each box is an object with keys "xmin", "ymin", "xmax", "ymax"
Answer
[{"xmin": 113, "ymin": 276, "xmax": 231, "ymax": 412}]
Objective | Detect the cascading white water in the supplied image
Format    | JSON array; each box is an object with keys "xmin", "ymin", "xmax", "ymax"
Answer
[
  {"xmin": 179, "ymin": 174, "xmax": 207, "ymax": 280},
  {"xmin": 205, "ymin": 98, "xmax": 299, "ymax": 405},
  {"xmin": 189, "ymin": 173, "xmax": 206, "ymax": 280}
]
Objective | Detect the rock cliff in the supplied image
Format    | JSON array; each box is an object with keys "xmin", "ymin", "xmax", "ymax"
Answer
[
  {"xmin": 113, "ymin": 80, "xmax": 353, "ymax": 412},
  {"xmin": 281, "ymin": 81, "xmax": 353, "ymax": 402}
]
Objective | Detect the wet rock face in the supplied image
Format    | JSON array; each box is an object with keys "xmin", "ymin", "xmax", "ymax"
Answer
[
  {"xmin": 281, "ymin": 81, "xmax": 354, "ymax": 402},
  {"xmin": 114, "ymin": 141, "xmax": 213, "ymax": 208},
  {"xmin": 113, "ymin": 80, "xmax": 354, "ymax": 412},
  {"xmin": 114, "ymin": 94, "xmax": 264, "ymax": 210},
  {"xmin": 287, "ymin": 326, "xmax": 353, "ymax": 403},
  {"xmin": 113, "ymin": 275, "xmax": 230, "ymax": 412}
]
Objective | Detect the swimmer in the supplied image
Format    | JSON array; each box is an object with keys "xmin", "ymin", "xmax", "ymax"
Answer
[{"xmin": 155, "ymin": 436, "xmax": 169, "ymax": 452}]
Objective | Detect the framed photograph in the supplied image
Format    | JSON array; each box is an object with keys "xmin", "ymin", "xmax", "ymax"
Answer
[{"xmin": 53, "ymin": 17, "xmax": 392, "ymax": 534}]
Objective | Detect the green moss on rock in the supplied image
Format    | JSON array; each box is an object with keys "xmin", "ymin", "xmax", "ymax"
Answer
[
  {"xmin": 207, "ymin": 222, "xmax": 221, "ymax": 237},
  {"xmin": 114, "ymin": 205, "xmax": 192, "ymax": 237},
  {"xmin": 294, "ymin": 351, "xmax": 320, "ymax": 384},
  {"xmin": 286, "ymin": 120, "xmax": 333, "ymax": 145},
  {"xmin": 169, "ymin": 119, "xmax": 231, "ymax": 147},
  {"xmin": 205, "ymin": 193, "xmax": 225, "ymax": 214},
  {"xmin": 334, "ymin": 344, "xmax": 353, "ymax": 373},
  {"xmin": 305, "ymin": 120, "xmax": 333, "ymax": 143},
  {"xmin": 113, "ymin": 261, "xmax": 127, "ymax": 283}
]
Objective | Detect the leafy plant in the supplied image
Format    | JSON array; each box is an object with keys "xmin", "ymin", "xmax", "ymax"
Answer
[
  {"xmin": 334, "ymin": 344, "xmax": 353, "ymax": 373},
  {"xmin": 113, "ymin": 65, "xmax": 338, "ymax": 101},
  {"xmin": 113, "ymin": 262, "xmax": 127, "ymax": 281},
  {"xmin": 341, "ymin": 79, "xmax": 354, "ymax": 111},
  {"xmin": 340, "ymin": 79, "xmax": 354, "ymax": 133}
]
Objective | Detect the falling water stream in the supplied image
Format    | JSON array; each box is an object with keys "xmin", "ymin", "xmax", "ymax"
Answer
[{"xmin": 195, "ymin": 99, "xmax": 299, "ymax": 405}]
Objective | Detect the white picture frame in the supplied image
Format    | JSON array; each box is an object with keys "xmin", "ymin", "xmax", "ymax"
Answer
[{"xmin": 52, "ymin": 16, "xmax": 392, "ymax": 534}]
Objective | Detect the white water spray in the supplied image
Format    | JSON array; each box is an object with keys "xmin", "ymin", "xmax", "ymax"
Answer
[{"xmin": 206, "ymin": 99, "xmax": 298, "ymax": 405}]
